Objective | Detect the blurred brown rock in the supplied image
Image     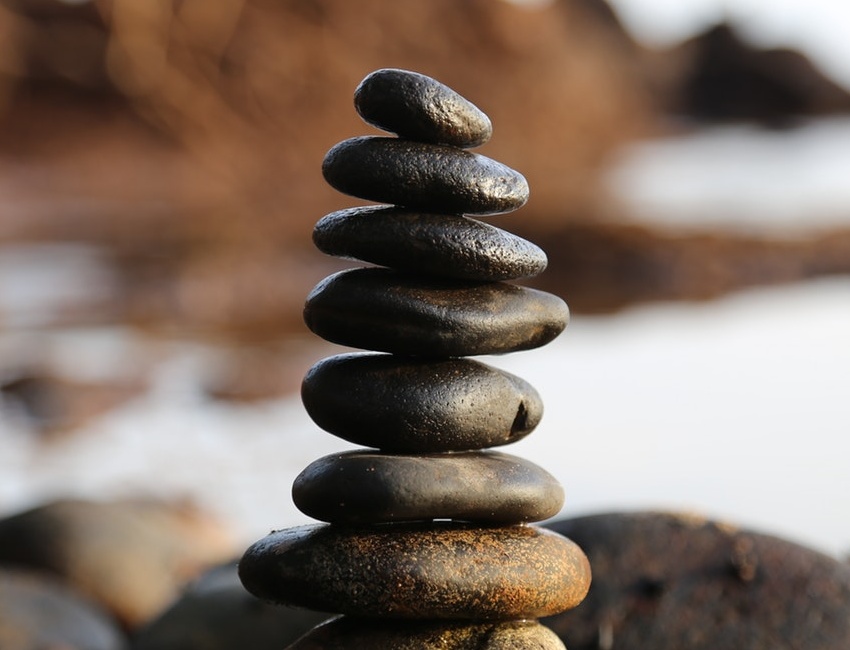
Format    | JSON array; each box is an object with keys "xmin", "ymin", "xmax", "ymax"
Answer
[
  {"xmin": 543, "ymin": 511, "xmax": 850, "ymax": 649},
  {"xmin": 0, "ymin": 499, "xmax": 236, "ymax": 628},
  {"xmin": 0, "ymin": 568, "xmax": 127, "ymax": 650}
]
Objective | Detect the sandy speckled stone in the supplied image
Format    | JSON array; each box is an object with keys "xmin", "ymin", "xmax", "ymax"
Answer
[
  {"xmin": 303, "ymin": 268, "xmax": 568, "ymax": 357},
  {"xmin": 354, "ymin": 68, "xmax": 492, "ymax": 148},
  {"xmin": 292, "ymin": 450, "xmax": 564, "ymax": 525},
  {"xmin": 239, "ymin": 522, "xmax": 590, "ymax": 620},
  {"xmin": 322, "ymin": 137, "xmax": 528, "ymax": 215},
  {"xmin": 313, "ymin": 206, "xmax": 547, "ymax": 281},
  {"xmin": 301, "ymin": 353, "xmax": 542, "ymax": 452},
  {"xmin": 288, "ymin": 617, "xmax": 566, "ymax": 649}
]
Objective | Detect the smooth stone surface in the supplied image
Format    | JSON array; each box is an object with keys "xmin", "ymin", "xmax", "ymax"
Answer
[
  {"xmin": 543, "ymin": 512, "xmax": 850, "ymax": 650},
  {"xmin": 322, "ymin": 136, "xmax": 528, "ymax": 215},
  {"xmin": 239, "ymin": 522, "xmax": 591, "ymax": 620},
  {"xmin": 354, "ymin": 68, "xmax": 492, "ymax": 148},
  {"xmin": 292, "ymin": 450, "xmax": 564, "ymax": 525},
  {"xmin": 288, "ymin": 617, "xmax": 566, "ymax": 650},
  {"xmin": 301, "ymin": 353, "xmax": 542, "ymax": 452},
  {"xmin": 313, "ymin": 206, "xmax": 547, "ymax": 281},
  {"xmin": 303, "ymin": 268, "xmax": 568, "ymax": 356},
  {"xmin": 0, "ymin": 568, "xmax": 127, "ymax": 650}
]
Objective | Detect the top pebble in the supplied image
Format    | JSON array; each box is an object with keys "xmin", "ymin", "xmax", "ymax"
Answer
[{"xmin": 355, "ymin": 68, "xmax": 493, "ymax": 148}]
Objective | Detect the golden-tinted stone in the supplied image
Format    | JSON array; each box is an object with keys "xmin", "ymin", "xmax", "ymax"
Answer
[
  {"xmin": 288, "ymin": 617, "xmax": 566, "ymax": 649},
  {"xmin": 239, "ymin": 522, "xmax": 590, "ymax": 620}
]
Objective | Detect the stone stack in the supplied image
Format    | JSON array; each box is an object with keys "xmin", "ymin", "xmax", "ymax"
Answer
[{"xmin": 238, "ymin": 68, "xmax": 591, "ymax": 649}]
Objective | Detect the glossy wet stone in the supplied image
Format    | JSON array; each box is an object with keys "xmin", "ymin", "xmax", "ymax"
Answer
[
  {"xmin": 322, "ymin": 137, "xmax": 528, "ymax": 215},
  {"xmin": 288, "ymin": 617, "xmax": 566, "ymax": 650},
  {"xmin": 354, "ymin": 68, "xmax": 492, "ymax": 148},
  {"xmin": 313, "ymin": 206, "xmax": 547, "ymax": 281},
  {"xmin": 239, "ymin": 522, "xmax": 591, "ymax": 620},
  {"xmin": 302, "ymin": 353, "xmax": 542, "ymax": 452},
  {"xmin": 303, "ymin": 268, "xmax": 568, "ymax": 357},
  {"xmin": 293, "ymin": 450, "xmax": 563, "ymax": 525}
]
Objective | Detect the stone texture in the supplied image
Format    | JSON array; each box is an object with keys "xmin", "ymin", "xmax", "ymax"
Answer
[
  {"xmin": 292, "ymin": 450, "xmax": 564, "ymax": 525},
  {"xmin": 543, "ymin": 512, "xmax": 850, "ymax": 650},
  {"xmin": 322, "ymin": 136, "xmax": 528, "ymax": 215},
  {"xmin": 354, "ymin": 68, "xmax": 492, "ymax": 148},
  {"xmin": 301, "ymin": 352, "xmax": 542, "ymax": 452},
  {"xmin": 313, "ymin": 206, "xmax": 547, "ymax": 281},
  {"xmin": 0, "ymin": 568, "xmax": 127, "ymax": 650},
  {"xmin": 303, "ymin": 268, "xmax": 568, "ymax": 357},
  {"xmin": 239, "ymin": 522, "xmax": 590, "ymax": 620},
  {"xmin": 288, "ymin": 617, "xmax": 566, "ymax": 650}
]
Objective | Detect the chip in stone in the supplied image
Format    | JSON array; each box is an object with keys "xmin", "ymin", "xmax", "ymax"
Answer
[{"xmin": 302, "ymin": 353, "xmax": 542, "ymax": 452}]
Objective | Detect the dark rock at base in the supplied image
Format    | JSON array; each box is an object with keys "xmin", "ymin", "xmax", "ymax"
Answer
[
  {"xmin": 292, "ymin": 450, "xmax": 564, "ymax": 525},
  {"xmin": 132, "ymin": 562, "xmax": 330, "ymax": 650},
  {"xmin": 303, "ymin": 267, "xmax": 568, "ymax": 357},
  {"xmin": 239, "ymin": 522, "xmax": 590, "ymax": 620},
  {"xmin": 354, "ymin": 68, "xmax": 492, "ymax": 148},
  {"xmin": 322, "ymin": 137, "xmax": 528, "ymax": 215},
  {"xmin": 543, "ymin": 512, "xmax": 850, "ymax": 650},
  {"xmin": 0, "ymin": 568, "xmax": 127, "ymax": 650},
  {"xmin": 0, "ymin": 499, "xmax": 234, "ymax": 628},
  {"xmin": 313, "ymin": 206, "xmax": 547, "ymax": 281},
  {"xmin": 288, "ymin": 616, "xmax": 565, "ymax": 649},
  {"xmin": 301, "ymin": 353, "xmax": 542, "ymax": 452}
]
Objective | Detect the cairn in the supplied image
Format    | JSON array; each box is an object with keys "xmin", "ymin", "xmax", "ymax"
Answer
[{"xmin": 239, "ymin": 68, "xmax": 590, "ymax": 649}]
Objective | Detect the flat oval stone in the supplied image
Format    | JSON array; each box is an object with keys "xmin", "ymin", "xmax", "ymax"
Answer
[
  {"xmin": 313, "ymin": 206, "xmax": 547, "ymax": 281},
  {"xmin": 301, "ymin": 353, "xmax": 542, "ymax": 452},
  {"xmin": 354, "ymin": 68, "xmax": 492, "ymax": 148},
  {"xmin": 292, "ymin": 450, "xmax": 564, "ymax": 525},
  {"xmin": 303, "ymin": 268, "xmax": 568, "ymax": 356},
  {"xmin": 239, "ymin": 523, "xmax": 591, "ymax": 620},
  {"xmin": 288, "ymin": 617, "xmax": 566, "ymax": 650},
  {"xmin": 322, "ymin": 137, "xmax": 528, "ymax": 215}
]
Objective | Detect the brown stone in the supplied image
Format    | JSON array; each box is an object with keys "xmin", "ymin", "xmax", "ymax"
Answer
[
  {"xmin": 543, "ymin": 511, "xmax": 850, "ymax": 649},
  {"xmin": 288, "ymin": 617, "xmax": 566, "ymax": 649},
  {"xmin": 239, "ymin": 522, "xmax": 590, "ymax": 620}
]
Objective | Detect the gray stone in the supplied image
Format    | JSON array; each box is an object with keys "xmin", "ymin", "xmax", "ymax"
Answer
[
  {"xmin": 292, "ymin": 450, "xmax": 564, "ymax": 525},
  {"xmin": 0, "ymin": 568, "xmax": 127, "ymax": 650},
  {"xmin": 322, "ymin": 136, "xmax": 528, "ymax": 215},
  {"xmin": 303, "ymin": 267, "xmax": 568, "ymax": 357},
  {"xmin": 301, "ymin": 353, "xmax": 542, "ymax": 452},
  {"xmin": 354, "ymin": 68, "xmax": 492, "ymax": 148},
  {"xmin": 287, "ymin": 617, "xmax": 566, "ymax": 649},
  {"xmin": 313, "ymin": 206, "xmax": 547, "ymax": 281},
  {"xmin": 239, "ymin": 522, "xmax": 591, "ymax": 620}
]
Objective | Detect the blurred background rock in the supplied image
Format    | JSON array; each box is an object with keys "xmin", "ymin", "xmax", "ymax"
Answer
[{"xmin": 0, "ymin": 1, "xmax": 849, "ymax": 646}]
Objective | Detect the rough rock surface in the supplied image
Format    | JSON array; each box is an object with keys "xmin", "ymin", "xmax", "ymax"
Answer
[{"xmin": 543, "ymin": 511, "xmax": 850, "ymax": 649}]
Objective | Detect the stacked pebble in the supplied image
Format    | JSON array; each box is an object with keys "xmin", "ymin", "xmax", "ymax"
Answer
[{"xmin": 239, "ymin": 69, "xmax": 591, "ymax": 649}]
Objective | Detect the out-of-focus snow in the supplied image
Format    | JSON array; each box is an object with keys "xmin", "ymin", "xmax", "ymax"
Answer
[{"xmin": 2, "ymin": 278, "xmax": 848, "ymax": 556}]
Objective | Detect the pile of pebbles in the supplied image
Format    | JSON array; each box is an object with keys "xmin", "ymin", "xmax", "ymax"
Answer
[{"xmin": 238, "ymin": 69, "xmax": 590, "ymax": 648}]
